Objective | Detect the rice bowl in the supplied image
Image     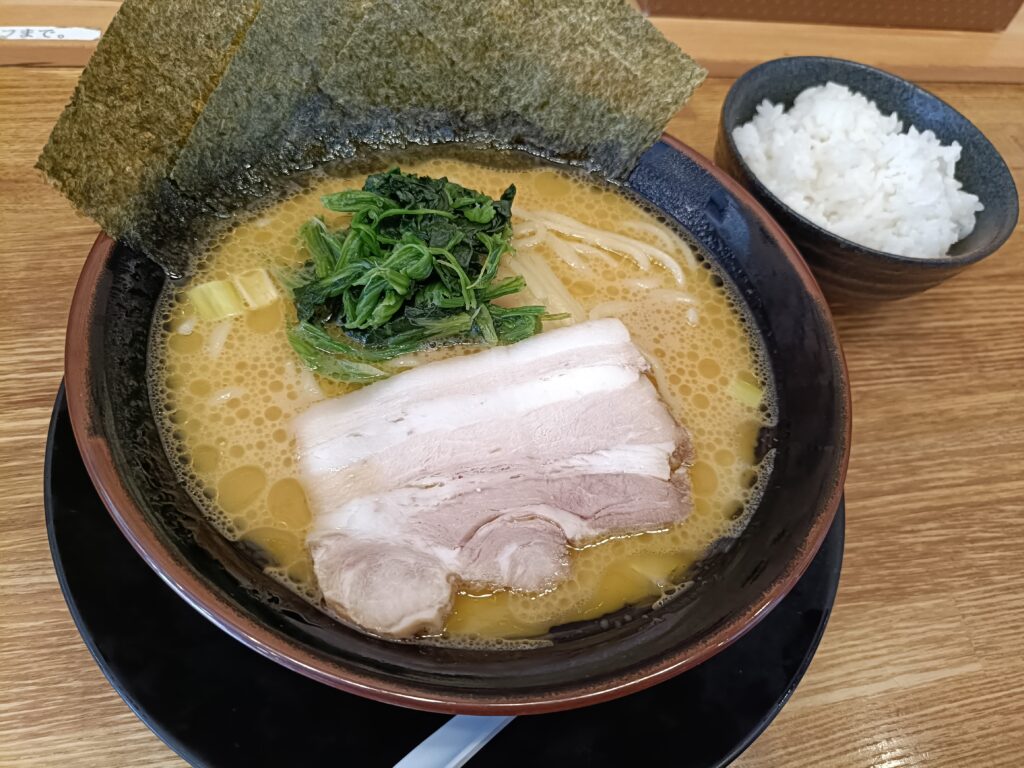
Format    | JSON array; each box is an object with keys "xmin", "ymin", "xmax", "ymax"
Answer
[{"xmin": 716, "ymin": 56, "xmax": 1019, "ymax": 301}]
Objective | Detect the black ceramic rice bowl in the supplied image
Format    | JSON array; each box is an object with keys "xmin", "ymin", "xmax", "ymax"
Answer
[{"xmin": 715, "ymin": 56, "xmax": 1019, "ymax": 302}]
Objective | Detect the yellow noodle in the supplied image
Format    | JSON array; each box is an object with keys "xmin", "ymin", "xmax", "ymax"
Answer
[{"xmin": 518, "ymin": 208, "xmax": 686, "ymax": 284}]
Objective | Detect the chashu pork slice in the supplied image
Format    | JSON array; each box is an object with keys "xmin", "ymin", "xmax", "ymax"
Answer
[{"xmin": 295, "ymin": 318, "xmax": 694, "ymax": 638}]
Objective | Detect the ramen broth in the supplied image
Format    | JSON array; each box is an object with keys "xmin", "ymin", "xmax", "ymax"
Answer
[{"xmin": 150, "ymin": 154, "xmax": 774, "ymax": 642}]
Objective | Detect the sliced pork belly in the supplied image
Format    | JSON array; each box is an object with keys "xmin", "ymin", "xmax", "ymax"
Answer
[
  {"xmin": 297, "ymin": 318, "xmax": 694, "ymax": 638},
  {"xmin": 310, "ymin": 471, "xmax": 692, "ymax": 555},
  {"xmin": 300, "ymin": 377, "xmax": 682, "ymax": 505},
  {"xmin": 308, "ymin": 536, "xmax": 452, "ymax": 636},
  {"xmin": 459, "ymin": 515, "xmax": 570, "ymax": 593},
  {"xmin": 295, "ymin": 318, "xmax": 645, "ymax": 448}
]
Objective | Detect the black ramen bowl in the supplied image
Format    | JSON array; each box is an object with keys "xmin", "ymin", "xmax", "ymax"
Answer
[
  {"xmin": 715, "ymin": 56, "xmax": 1019, "ymax": 302},
  {"xmin": 64, "ymin": 137, "xmax": 850, "ymax": 714}
]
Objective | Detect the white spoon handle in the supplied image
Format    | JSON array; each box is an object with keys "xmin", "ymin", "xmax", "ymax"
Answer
[{"xmin": 393, "ymin": 715, "xmax": 516, "ymax": 768}]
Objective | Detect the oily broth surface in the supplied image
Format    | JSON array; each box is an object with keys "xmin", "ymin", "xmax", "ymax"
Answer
[{"xmin": 151, "ymin": 155, "xmax": 773, "ymax": 641}]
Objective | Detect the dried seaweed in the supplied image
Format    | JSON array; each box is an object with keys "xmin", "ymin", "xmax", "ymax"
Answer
[
  {"xmin": 38, "ymin": 0, "xmax": 706, "ymax": 275},
  {"xmin": 170, "ymin": 0, "xmax": 371, "ymax": 203},
  {"xmin": 36, "ymin": 0, "xmax": 261, "ymax": 260}
]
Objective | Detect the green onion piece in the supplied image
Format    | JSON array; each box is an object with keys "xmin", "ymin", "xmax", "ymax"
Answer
[
  {"xmin": 187, "ymin": 280, "xmax": 245, "ymax": 321},
  {"xmin": 729, "ymin": 377, "xmax": 763, "ymax": 408},
  {"xmin": 232, "ymin": 268, "xmax": 279, "ymax": 309}
]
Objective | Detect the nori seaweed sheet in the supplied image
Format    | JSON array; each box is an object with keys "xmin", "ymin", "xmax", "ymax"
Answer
[
  {"xmin": 405, "ymin": 0, "xmax": 705, "ymax": 172},
  {"xmin": 170, "ymin": 0, "xmax": 372, "ymax": 205},
  {"xmin": 172, "ymin": 0, "xmax": 481, "ymax": 213},
  {"xmin": 38, "ymin": 0, "xmax": 706, "ymax": 275},
  {"xmin": 36, "ymin": 0, "xmax": 261, "ymax": 262}
]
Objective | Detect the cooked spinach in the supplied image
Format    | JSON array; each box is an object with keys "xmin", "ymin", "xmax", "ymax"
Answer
[{"xmin": 286, "ymin": 168, "xmax": 560, "ymax": 382}]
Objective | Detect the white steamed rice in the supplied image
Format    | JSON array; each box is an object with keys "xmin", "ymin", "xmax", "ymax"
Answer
[{"xmin": 732, "ymin": 82, "xmax": 983, "ymax": 258}]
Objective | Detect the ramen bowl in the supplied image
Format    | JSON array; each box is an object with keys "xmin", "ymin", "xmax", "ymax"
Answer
[{"xmin": 64, "ymin": 136, "xmax": 850, "ymax": 714}]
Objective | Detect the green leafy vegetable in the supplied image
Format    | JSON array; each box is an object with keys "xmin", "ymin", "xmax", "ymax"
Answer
[{"xmin": 286, "ymin": 168, "xmax": 564, "ymax": 383}]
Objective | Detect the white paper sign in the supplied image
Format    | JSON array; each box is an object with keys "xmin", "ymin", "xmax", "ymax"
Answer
[{"xmin": 0, "ymin": 27, "xmax": 101, "ymax": 42}]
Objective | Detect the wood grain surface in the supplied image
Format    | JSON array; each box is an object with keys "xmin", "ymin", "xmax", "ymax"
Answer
[
  {"xmin": 2, "ymin": 1, "xmax": 1024, "ymax": 83},
  {"xmin": 1, "ymin": 70, "xmax": 1023, "ymax": 767}
]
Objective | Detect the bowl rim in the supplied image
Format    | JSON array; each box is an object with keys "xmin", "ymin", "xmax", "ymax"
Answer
[
  {"xmin": 63, "ymin": 135, "xmax": 851, "ymax": 715},
  {"xmin": 720, "ymin": 55, "xmax": 1020, "ymax": 269}
]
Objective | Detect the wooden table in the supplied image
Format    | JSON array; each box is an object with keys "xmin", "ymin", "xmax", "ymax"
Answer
[
  {"xmin": 1, "ymin": 69, "xmax": 1022, "ymax": 767},
  {"xmin": 5, "ymin": 2, "xmax": 1024, "ymax": 83}
]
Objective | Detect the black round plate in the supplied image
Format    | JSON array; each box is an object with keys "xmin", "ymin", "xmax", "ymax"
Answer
[{"xmin": 45, "ymin": 384, "xmax": 844, "ymax": 767}]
